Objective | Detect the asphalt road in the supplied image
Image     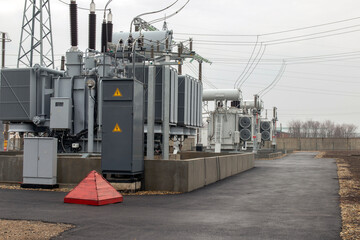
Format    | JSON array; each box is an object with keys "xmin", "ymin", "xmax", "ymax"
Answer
[{"xmin": 0, "ymin": 152, "xmax": 341, "ymax": 240}]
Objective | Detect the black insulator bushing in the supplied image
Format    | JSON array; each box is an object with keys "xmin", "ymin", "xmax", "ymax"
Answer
[
  {"xmin": 107, "ymin": 22, "xmax": 113, "ymax": 42},
  {"xmin": 89, "ymin": 13, "xmax": 96, "ymax": 50},
  {"xmin": 70, "ymin": 3, "xmax": 78, "ymax": 47},
  {"xmin": 101, "ymin": 22, "xmax": 107, "ymax": 52}
]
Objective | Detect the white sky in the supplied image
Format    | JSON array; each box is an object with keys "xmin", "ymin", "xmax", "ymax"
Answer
[{"xmin": 1, "ymin": 0, "xmax": 360, "ymax": 130}]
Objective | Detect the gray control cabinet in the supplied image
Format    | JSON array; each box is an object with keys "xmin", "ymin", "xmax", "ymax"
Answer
[
  {"xmin": 101, "ymin": 78, "xmax": 144, "ymax": 175},
  {"xmin": 23, "ymin": 137, "xmax": 58, "ymax": 185},
  {"xmin": 50, "ymin": 97, "xmax": 71, "ymax": 129}
]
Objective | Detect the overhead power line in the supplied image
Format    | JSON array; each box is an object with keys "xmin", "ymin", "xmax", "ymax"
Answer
[
  {"xmin": 148, "ymin": 0, "xmax": 191, "ymax": 25},
  {"xmin": 176, "ymin": 15, "xmax": 360, "ymax": 37}
]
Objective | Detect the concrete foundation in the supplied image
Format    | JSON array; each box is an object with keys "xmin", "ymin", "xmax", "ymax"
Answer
[{"xmin": 0, "ymin": 152, "xmax": 254, "ymax": 192}]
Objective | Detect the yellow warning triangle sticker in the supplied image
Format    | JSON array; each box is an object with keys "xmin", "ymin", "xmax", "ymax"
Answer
[
  {"xmin": 113, "ymin": 88, "xmax": 122, "ymax": 97},
  {"xmin": 112, "ymin": 123, "xmax": 122, "ymax": 132}
]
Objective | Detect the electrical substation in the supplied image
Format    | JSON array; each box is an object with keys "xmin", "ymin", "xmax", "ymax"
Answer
[{"xmin": 0, "ymin": 0, "xmax": 279, "ymax": 191}]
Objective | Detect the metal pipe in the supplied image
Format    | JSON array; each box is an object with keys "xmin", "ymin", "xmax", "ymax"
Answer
[
  {"xmin": 199, "ymin": 61, "xmax": 202, "ymax": 82},
  {"xmin": 33, "ymin": 64, "xmax": 64, "ymax": 76},
  {"xmin": 88, "ymin": 84, "xmax": 95, "ymax": 153},
  {"xmin": 162, "ymin": 55, "xmax": 171, "ymax": 159},
  {"xmin": 147, "ymin": 65, "xmax": 156, "ymax": 159},
  {"xmin": 97, "ymin": 79, "xmax": 103, "ymax": 138},
  {"xmin": 40, "ymin": 73, "xmax": 46, "ymax": 117},
  {"xmin": 1, "ymin": 32, "xmax": 5, "ymax": 68},
  {"xmin": 252, "ymin": 94, "xmax": 258, "ymax": 154}
]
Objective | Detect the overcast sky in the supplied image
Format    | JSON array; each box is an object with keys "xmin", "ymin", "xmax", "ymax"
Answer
[{"xmin": 1, "ymin": 0, "xmax": 360, "ymax": 131}]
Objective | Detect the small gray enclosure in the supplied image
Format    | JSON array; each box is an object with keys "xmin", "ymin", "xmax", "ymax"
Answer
[
  {"xmin": 50, "ymin": 97, "xmax": 71, "ymax": 129},
  {"xmin": 23, "ymin": 137, "xmax": 58, "ymax": 185},
  {"xmin": 101, "ymin": 78, "xmax": 144, "ymax": 175}
]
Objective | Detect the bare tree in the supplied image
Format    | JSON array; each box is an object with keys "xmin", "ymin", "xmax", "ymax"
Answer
[
  {"xmin": 343, "ymin": 124, "xmax": 358, "ymax": 138},
  {"xmin": 312, "ymin": 121, "xmax": 320, "ymax": 138},
  {"xmin": 287, "ymin": 120, "xmax": 357, "ymax": 138},
  {"xmin": 301, "ymin": 121, "xmax": 310, "ymax": 138},
  {"xmin": 324, "ymin": 120, "xmax": 335, "ymax": 138},
  {"xmin": 289, "ymin": 120, "xmax": 302, "ymax": 138}
]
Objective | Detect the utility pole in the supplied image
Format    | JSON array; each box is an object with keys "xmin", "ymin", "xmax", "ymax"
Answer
[
  {"xmin": 1, "ymin": 32, "xmax": 11, "ymax": 151},
  {"xmin": 252, "ymin": 94, "xmax": 259, "ymax": 154},
  {"xmin": 1, "ymin": 32, "xmax": 11, "ymax": 68},
  {"xmin": 18, "ymin": 0, "xmax": 54, "ymax": 68}
]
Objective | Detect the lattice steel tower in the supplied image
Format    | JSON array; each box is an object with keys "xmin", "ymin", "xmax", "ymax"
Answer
[{"xmin": 17, "ymin": 0, "xmax": 54, "ymax": 68}]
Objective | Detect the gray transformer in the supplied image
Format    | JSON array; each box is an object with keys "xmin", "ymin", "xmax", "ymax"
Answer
[
  {"xmin": 178, "ymin": 75, "xmax": 202, "ymax": 127},
  {"xmin": 0, "ymin": 67, "xmax": 59, "ymax": 123},
  {"xmin": 127, "ymin": 65, "xmax": 183, "ymax": 125},
  {"xmin": 101, "ymin": 78, "xmax": 144, "ymax": 175}
]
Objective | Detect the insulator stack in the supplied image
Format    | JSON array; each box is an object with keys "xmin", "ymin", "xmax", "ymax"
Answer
[
  {"xmin": 70, "ymin": 0, "xmax": 78, "ymax": 47},
  {"xmin": 107, "ymin": 22, "xmax": 113, "ymax": 42},
  {"xmin": 101, "ymin": 21, "xmax": 107, "ymax": 52},
  {"xmin": 89, "ymin": 13, "xmax": 96, "ymax": 50},
  {"xmin": 61, "ymin": 56, "xmax": 65, "ymax": 70}
]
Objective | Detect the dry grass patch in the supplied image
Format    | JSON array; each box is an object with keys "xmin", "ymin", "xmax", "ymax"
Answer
[
  {"xmin": 336, "ymin": 158, "xmax": 360, "ymax": 240},
  {"xmin": 0, "ymin": 219, "xmax": 74, "ymax": 240}
]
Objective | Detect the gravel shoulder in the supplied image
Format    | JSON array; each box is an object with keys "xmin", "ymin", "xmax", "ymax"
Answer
[
  {"xmin": 0, "ymin": 219, "xmax": 73, "ymax": 240},
  {"xmin": 323, "ymin": 151, "xmax": 360, "ymax": 240}
]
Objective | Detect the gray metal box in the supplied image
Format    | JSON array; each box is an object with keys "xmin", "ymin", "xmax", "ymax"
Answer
[
  {"xmin": 101, "ymin": 78, "xmax": 144, "ymax": 175},
  {"xmin": 0, "ymin": 68, "xmax": 37, "ymax": 121},
  {"xmin": 50, "ymin": 97, "xmax": 71, "ymax": 129},
  {"xmin": 23, "ymin": 137, "xmax": 58, "ymax": 185}
]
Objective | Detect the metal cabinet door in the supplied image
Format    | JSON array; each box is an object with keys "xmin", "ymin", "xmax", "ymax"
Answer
[
  {"xmin": 37, "ymin": 139, "xmax": 56, "ymax": 178},
  {"xmin": 23, "ymin": 139, "xmax": 39, "ymax": 178},
  {"xmin": 102, "ymin": 105, "xmax": 133, "ymax": 172}
]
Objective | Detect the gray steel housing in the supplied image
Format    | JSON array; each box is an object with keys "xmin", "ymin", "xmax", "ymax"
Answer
[
  {"xmin": 0, "ymin": 68, "xmax": 51, "ymax": 122},
  {"xmin": 101, "ymin": 78, "xmax": 144, "ymax": 174}
]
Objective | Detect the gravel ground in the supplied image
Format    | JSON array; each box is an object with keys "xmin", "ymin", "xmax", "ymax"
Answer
[
  {"xmin": 323, "ymin": 151, "xmax": 360, "ymax": 240},
  {"xmin": 0, "ymin": 219, "xmax": 73, "ymax": 240}
]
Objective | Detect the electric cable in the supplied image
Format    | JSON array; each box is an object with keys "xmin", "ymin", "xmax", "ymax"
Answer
[
  {"xmin": 233, "ymin": 36, "xmax": 259, "ymax": 88},
  {"xmin": 175, "ymin": 16, "xmax": 360, "ymax": 37},
  {"xmin": 129, "ymin": 0, "xmax": 179, "ymax": 32},
  {"xmin": 260, "ymin": 62, "xmax": 287, "ymax": 97},
  {"xmin": 258, "ymin": 61, "xmax": 286, "ymax": 96},
  {"xmin": 148, "ymin": 0, "xmax": 192, "ymax": 25},
  {"xmin": 237, "ymin": 44, "xmax": 267, "ymax": 89}
]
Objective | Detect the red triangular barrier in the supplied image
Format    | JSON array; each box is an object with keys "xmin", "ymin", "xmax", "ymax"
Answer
[{"xmin": 64, "ymin": 170, "xmax": 123, "ymax": 206}]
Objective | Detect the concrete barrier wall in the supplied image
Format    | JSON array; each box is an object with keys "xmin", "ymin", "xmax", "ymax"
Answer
[
  {"xmin": 145, "ymin": 153, "xmax": 254, "ymax": 192},
  {"xmin": 0, "ymin": 152, "xmax": 254, "ymax": 193},
  {"xmin": 0, "ymin": 154, "xmax": 102, "ymax": 184},
  {"xmin": 0, "ymin": 154, "xmax": 23, "ymax": 182},
  {"xmin": 272, "ymin": 138, "xmax": 360, "ymax": 151}
]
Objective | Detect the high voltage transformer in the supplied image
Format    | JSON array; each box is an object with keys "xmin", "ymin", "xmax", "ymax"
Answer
[
  {"xmin": 0, "ymin": 0, "xmax": 204, "ymax": 181},
  {"xmin": 203, "ymin": 90, "xmax": 277, "ymax": 152}
]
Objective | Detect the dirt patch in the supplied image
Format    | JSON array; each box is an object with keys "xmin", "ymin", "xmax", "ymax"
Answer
[
  {"xmin": 0, "ymin": 219, "xmax": 74, "ymax": 240},
  {"xmin": 323, "ymin": 151, "xmax": 360, "ymax": 240}
]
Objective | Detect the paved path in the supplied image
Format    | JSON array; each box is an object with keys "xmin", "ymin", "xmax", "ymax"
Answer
[{"xmin": 0, "ymin": 152, "xmax": 341, "ymax": 239}]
